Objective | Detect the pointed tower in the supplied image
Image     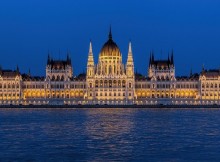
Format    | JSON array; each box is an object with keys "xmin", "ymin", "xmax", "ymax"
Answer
[
  {"xmin": 16, "ymin": 65, "xmax": 19, "ymax": 73},
  {"xmin": 126, "ymin": 42, "xmax": 134, "ymax": 78},
  {"xmin": 109, "ymin": 26, "xmax": 112, "ymax": 40},
  {"xmin": 148, "ymin": 51, "xmax": 154, "ymax": 78},
  {"xmin": 168, "ymin": 53, "xmax": 170, "ymax": 63},
  {"xmin": 126, "ymin": 41, "xmax": 136, "ymax": 100},
  {"xmin": 87, "ymin": 41, "xmax": 95, "ymax": 78},
  {"xmin": 190, "ymin": 68, "xmax": 193, "ymax": 77},
  {"xmin": 86, "ymin": 41, "xmax": 95, "ymax": 100},
  {"xmin": 28, "ymin": 68, "xmax": 31, "ymax": 77},
  {"xmin": 149, "ymin": 52, "xmax": 152, "ymax": 67},
  {"xmin": 66, "ymin": 51, "xmax": 72, "ymax": 65},
  {"xmin": 47, "ymin": 52, "xmax": 51, "ymax": 65},
  {"xmin": 171, "ymin": 50, "xmax": 174, "ymax": 65}
]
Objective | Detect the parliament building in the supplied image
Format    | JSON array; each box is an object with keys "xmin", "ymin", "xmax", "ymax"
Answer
[{"xmin": 0, "ymin": 29, "xmax": 220, "ymax": 105}]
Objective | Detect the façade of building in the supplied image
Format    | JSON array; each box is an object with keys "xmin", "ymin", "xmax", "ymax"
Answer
[{"xmin": 0, "ymin": 29, "xmax": 220, "ymax": 105}]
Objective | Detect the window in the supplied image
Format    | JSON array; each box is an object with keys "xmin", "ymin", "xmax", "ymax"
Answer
[
  {"xmin": 122, "ymin": 80, "xmax": 126, "ymax": 88},
  {"xmin": 95, "ymin": 81, "xmax": 98, "ymax": 88}
]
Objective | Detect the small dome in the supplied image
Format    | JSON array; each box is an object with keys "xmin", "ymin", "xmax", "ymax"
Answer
[{"xmin": 100, "ymin": 28, "xmax": 121, "ymax": 57}]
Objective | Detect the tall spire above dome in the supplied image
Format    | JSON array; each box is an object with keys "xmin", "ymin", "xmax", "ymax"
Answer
[{"xmin": 108, "ymin": 25, "xmax": 112, "ymax": 40}]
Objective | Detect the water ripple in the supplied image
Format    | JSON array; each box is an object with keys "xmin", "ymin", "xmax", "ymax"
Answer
[{"xmin": 1, "ymin": 108, "xmax": 220, "ymax": 161}]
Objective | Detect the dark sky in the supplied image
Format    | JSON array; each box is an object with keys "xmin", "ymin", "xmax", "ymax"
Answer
[{"xmin": 0, "ymin": 0, "xmax": 220, "ymax": 76}]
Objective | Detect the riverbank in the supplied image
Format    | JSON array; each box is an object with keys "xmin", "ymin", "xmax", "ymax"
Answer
[{"xmin": 0, "ymin": 104, "xmax": 220, "ymax": 108}]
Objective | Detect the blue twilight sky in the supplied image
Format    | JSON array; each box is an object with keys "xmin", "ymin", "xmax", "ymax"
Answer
[{"xmin": 0, "ymin": 0, "xmax": 220, "ymax": 76}]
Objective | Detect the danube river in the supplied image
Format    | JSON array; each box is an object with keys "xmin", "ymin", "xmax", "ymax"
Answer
[{"xmin": 1, "ymin": 108, "xmax": 220, "ymax": 161}]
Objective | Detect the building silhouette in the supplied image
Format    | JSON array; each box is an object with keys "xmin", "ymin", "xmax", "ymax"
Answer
[{"xmin": 0, "ymin": 29, "xmax": 219, "ymax": 105}]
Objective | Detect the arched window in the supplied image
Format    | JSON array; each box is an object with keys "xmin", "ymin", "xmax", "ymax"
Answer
[
  {"xmin": 122, "ymin": 80, "xmax": 126, "ymax": 88},
  {"xmin": 113, "ymin": 80, "xmax": 117, "ymax": 87},
  {"xmin": 104, "ymin": 80, "xmax": 107, "ymax": 87},
  {"xmin": 61, "ymin": 75, "xmax": 64, "ymax": 81},
  {"xmin": 105, "ymin": 66, "xmax": 107, "ymax": 74},
  {"xmin": 118, "ymin": 80, "xmax": 121, "ymax": 87},
  {"xmin": 100, "ymin": 80, "xmax": 103, "ymax": 87},
  {"xmin": 57, "ymin": 75, "xmax": 60, "ymax": 81},
  {"xmin": 109, "ymin": 65, "xmax": 112, "ymax": 74},
  {"xmin": 109, "ymin": 80, "xmax": 112, "ymax": 88},
  {"xmin": 95, "ymin": 80, "xmax": 99, "ymax": 88}
]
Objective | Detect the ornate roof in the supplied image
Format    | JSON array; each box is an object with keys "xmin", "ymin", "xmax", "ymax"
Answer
[
  {"xmin": 201, "ymin": 69, "xmax": 220, "ymax": 78},
  {"xmin": 47, "ymin": 54, "xmax": 72, "ymax": 70},
  {"xmin": 0, "ymin": 70, "xmax": 20, "ymax": 78},
  {"xmin": 99, "ymin": 28, "xmax": 121, "ymax": 57}
]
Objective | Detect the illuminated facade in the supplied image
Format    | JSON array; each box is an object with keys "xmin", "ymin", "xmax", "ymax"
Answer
[
  {"xmin": 0, "ymin": 29, "xmax": 220, "ymax": 105},
  {"xmin": 85, "ymin": 29, "xmax": 136, "ymax": 105}
]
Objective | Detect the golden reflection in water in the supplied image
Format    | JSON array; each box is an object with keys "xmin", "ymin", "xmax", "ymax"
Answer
[{"xmin": 84, "ymin": 108, "xmax": 135, "ymax": 140}]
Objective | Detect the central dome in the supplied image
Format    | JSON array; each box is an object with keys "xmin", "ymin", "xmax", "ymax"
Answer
[{"xmin": 100, "ymin": 28, "xmax": 121, "ymax": 57}]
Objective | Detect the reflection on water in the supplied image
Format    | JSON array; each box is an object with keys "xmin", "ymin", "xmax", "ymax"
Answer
[
  {"xmin": 85, "ymin": 108, "xmax": 134, "ymax": 138},
  {"xmin": 1, "ymin": 108, "xmax": 220, "ymax": 161},
  {"xmin": 84, "ymin": 109, "xmax": 135, "ymax": 160}
]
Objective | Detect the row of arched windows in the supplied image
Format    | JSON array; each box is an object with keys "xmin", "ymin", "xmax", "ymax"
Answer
[
  {"xmin": 0, "ymin": 83, "xmax": 19, "ymax": 89},
  {"xmin": 92, "ymin": 80, "xmax": 127, "ymax": 88},
  {"xmin": 202, "ymin": 83, "xmax": 219, "ymax": 89},
  {"xmin": 51, "ymin": 75, "xmax": 65, "ymax": 81}
]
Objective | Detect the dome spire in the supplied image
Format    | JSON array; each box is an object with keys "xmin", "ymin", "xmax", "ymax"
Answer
[{"xmin": 109, "ymin": 25, "xmax": 112, "ymax": 40}]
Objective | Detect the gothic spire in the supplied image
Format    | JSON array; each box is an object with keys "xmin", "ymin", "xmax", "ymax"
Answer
[
  {"xmin": 47, "ymin": 51, "xmax": 51, "ymax": 65},
  {"xmin": 171, "ymin": 50, "xmax": 174, "ymax": 65},
  {"xmin": 109, "ymin": 26, "xmax": 112, "ymax": 40},
  {"xmin": 16, "ymin": 65, "xmax": 19, "ymax": 74},
  {"xmin": 28, "ymin": 68, "xmax": 31, "ymax": 77},
  {"xmin": 152, "ymin": 51, "xmax": 154, "ymax": 62},
  {"xmin": 149, "ymin": 52, "xmax": 152, "ymax": 67},
  {"xmin": 67, "ymin": 50, "xmax": 71, "ymax": 65},
  {"xmin": 87, "ymin": 40, "xmax": 94, "ymax": 66},
  {"xmin": 127, "ymin": 41, "xmax": 134, "ymax": 64},
  {"xmin": 190, "ymin": 68, "xmax": 193, "ymax": 77},
  {"xmin": 202, "ymin": 64, "xmax": 205, "ymax": 72},
  {"xmin": 168, "ymin": 53, "xmax": 170, "ymax": 62}
]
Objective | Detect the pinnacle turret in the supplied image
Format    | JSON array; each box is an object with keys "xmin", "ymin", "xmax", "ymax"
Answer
[
  {"xmin": 171, "ymin": 50, "xmax": 174, "ymax": 65},
  {"xmin": 87, "ymin": 41, "xmax": 94, "ymax": 66},
  {"xmin": 127, "ymin": 41, "xmax": 133, "ymax": 64}
]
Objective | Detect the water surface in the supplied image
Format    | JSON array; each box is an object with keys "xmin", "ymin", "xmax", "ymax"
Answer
[{"xmin": 1, "ymin": 108, "xmax": 220, "ymax": 161}]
